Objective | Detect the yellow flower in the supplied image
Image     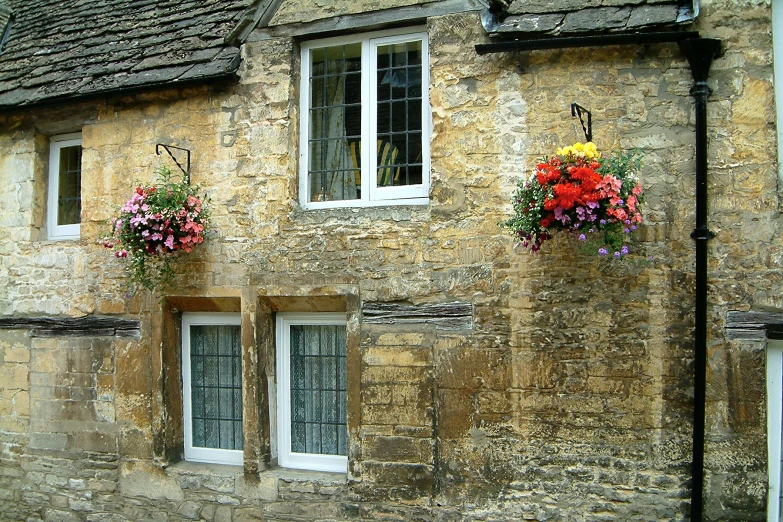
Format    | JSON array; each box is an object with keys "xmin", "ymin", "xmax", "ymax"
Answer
[
  {"xmin": 557, "ymin": 142, "xmax": 600, "ymax": 160},
  {"xmin": 557, "ymin": 145, "xmax": 577, "ymax": 157}
]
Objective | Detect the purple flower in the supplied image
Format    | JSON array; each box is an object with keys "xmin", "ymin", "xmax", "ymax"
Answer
[
  {"xmin": 624, "ymin": 228, "xmax": 630, "ymax": 234},
  {"xmin": 578, "ymin": 234, "xmax": 586, "ymax": 241},
  {"xmin": 599, "ymin": 219, "xmax": 607, "ymax": 225},
  {"xmin": 625, "ymin": 219, "xmax": 631, "ymax": 225},
  {"xmin": 598, "ymin": 248, "xmax": 608, "ymax": 256},
  {"xmin": 631, "ymin": 225, "xmax": 637, "ymax": 231},
  {"xmin": 614, "ymin": 251, "xmax": 621, "ymax": 258},
  {"xmin": 589, "ymin": 228, "xmax": 595, "ymax": 233},
  {"xmin": 621, "ymin": 246, "xmax": 629, "ymax": 255}
]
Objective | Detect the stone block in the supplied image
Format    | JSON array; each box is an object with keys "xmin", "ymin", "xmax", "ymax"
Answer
[
  {"xmin": 0, "ymin": 364, "xmax": 28, "ymax": 390},
  {"xmin": 363, "ymin": 346, "xmax": 430, "ymax": 367},
  {"xmin": 119, "ymin": 461, "xmax": 184, "ymax": 502},
  {"xmin": 437, "ymin": 389, "xmax": 473, "ymax": 438},
  {"xmin": 362, "ymin": 436, "xmax": 434, "ymax": 464},
  {"xmin": 28, "ymin": 432, "xmax": 68, "ymax": 451},
  {"xmin": 436, "ymin": 347, "xmax": 510, "ymax": 390}
]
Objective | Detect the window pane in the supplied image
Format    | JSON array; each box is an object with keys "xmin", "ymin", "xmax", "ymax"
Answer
[
  {"xmin": 57, "ymin": 145, "xmax": 81, "ymax": 225},
  {"xmin": 308, "ymin": 43, "xmax": 362, "ymax": 202},
  {"xmin": 289, "ymin": 324, "xmax": 347, "ymax": 456},
  {"xmin": 376, "ymin": 40, "xmax": 423, "ymax": 188},
  {"xmin": 190, "ymin": 325, "xmax": 242, "ymax": 451}
]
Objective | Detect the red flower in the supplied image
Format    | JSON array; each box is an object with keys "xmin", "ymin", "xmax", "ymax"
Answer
[
  {"xmin": 553, "ymin": 182, "xmax": 582, "ymax": 209},
  {"xmin": 540, "ymin": 218, "xmax": 551, "ymax": 228}
]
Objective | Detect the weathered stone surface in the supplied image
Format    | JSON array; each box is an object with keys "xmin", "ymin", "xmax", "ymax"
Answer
[{"xmin": 0, "ymin": 0, "xmax": 776, "ymax": 521}]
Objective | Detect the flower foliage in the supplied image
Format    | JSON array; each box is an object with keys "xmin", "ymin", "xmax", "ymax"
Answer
[
  {"xmin": 505, "ymin": 142, "xmax": 644, "ymax": 258},
  {"xmin": 104, "ymin": 165, "xmax": 210, "ymax": 294}
]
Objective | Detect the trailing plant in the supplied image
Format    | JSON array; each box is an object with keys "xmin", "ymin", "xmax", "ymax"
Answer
[
  {"xmin": 104, "ymin": 164, "xmax": 210, "ymax": 294},
  {"xmin": 505, "ymin": 142, "xmax": 644, "ymax": 258}
]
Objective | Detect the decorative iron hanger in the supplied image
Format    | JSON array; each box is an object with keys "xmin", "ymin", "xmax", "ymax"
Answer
[
  {"xmin": 156, "ymin": 144, "xmax": 191, "ymax": 184},
  {"xmin": 570, "ymin": 103, "xmax": 592, "ymax": 143}
]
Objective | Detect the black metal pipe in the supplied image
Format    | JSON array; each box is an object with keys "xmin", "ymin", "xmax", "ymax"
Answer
[
  {"xmin": 678, "ymin": 37, "xmax": 721, "ymax": 522},
  {"xmin": 475, "ymin": 31, "xmax": 700, "ymax": 54}
]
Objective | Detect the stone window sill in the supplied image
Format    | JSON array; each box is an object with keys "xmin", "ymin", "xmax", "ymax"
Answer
[{"xmin": 162, "ymin": 460, "xmax": 347, "ymax": 502}]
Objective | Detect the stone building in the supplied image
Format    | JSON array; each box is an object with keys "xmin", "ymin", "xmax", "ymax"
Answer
[{"xmin": 0, "ymin": 0, "xmax": 778, "ymax": 520}]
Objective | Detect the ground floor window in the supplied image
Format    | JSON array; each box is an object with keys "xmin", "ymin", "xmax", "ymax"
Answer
[
  {"xmin": 276, "ymin": 312, "xmax": 348, "ymax": 472},
  {"xmin": 181, "ymin": 313, "xmax": 243, "ymax": 465}
]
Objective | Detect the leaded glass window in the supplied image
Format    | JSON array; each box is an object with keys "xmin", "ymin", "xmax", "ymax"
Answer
[
  {"xmin": 182, "ymin": 313, "xmax": 243, "ymax": 466},
  {"xmin": 300, "ymin": 29, "xmax": 430, "ymax": 208},
  {"xmin": 277, "ymin": 313, "xmax": 348, "ymax": 472}
]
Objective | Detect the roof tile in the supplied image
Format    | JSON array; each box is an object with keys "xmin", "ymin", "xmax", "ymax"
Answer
[
  {"xmin": 0, "ymin": 0, "xmax": 253, "ymax": 109},
  {"xmin": 486, "ymin": 0, "xmax": 695, "ymax": 36}
]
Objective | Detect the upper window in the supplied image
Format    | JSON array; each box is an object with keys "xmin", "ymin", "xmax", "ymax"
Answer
[
  {"xmin": 276, "ymin": 312, "xmax": 348, "ymax": 473},
  {"xmin": 299, "ymin": 29, "xmax": 430, "ymax": 208},
  {"xmin": 47, "ymin": 133, "xmax": 82, "ymax": 240},
  {"xmin": 181, "ymin": 313, "xmax": 244, "ymax": 466}
]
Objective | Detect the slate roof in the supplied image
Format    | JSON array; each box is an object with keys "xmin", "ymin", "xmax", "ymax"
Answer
[
  {"xmin": 0, "ymin": 0, "xmax": 255, "ymax": 110},
  {"xmin": 483, "ymin": 0, "xmax": 697, "ymax": 36}
]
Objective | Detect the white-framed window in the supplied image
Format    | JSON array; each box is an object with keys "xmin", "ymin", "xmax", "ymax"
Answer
[
  {"xmin": 182, "ymin": 313, "xmax": 244, "ymax": 466},
  {"xmin": 769, "ymin": 340, "xmax": 783, "ymax": 521},
  {"xmin": 276, "ymin": 312, "xmax": 348, "ymax": 473},
  {"xmin": 299, "ymin": 28, "xmax": 430, "ymax": 209},
  {"xmin": 47, "ymin": 133, "xmax": 82, "ymax": 240}
]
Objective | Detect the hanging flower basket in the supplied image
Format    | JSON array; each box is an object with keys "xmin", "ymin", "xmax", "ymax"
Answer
[
  {"xmin": 505, "ymin": 142, "xmax": 644, "ymax": 258},
  {"xmin": 104, "ymin": 164, "xmax": 210, "ymax": 294}
]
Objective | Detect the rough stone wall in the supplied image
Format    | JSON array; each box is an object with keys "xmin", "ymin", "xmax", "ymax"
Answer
[{"xmin": 0, "ymin": 0, "xmax": 777, "ymax": 520}]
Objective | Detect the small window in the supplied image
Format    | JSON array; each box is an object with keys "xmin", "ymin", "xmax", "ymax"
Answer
[
  {"xmin": 47, "ymin": 133, "xmax": 82, "ymax": 240},
  {"xmin": 299, "ymin": 29, "xmax": 430, "ymax": 208},
  {"xmin": 276, "ymin": 312, "xmax": 348, "ymax": 472},
  {"xmin": 182, "ymin": 313, "xmax": 243, "ymax": 466}
]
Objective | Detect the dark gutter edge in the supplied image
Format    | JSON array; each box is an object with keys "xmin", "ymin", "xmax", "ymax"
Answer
[
  {"xmin": 0, "ymin": 70, "xmax": 239, "ymax": 115},
  {"xmin": 475, "ymin": 30, "xmax": 700, "ymax": 54}
]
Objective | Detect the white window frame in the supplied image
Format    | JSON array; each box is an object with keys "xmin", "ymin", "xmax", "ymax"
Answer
[
  {"xmin": 299, "ymin": 28, "xmax": 431, "ymax": 209},
  {"xmin": 47, "ymin": 132, "xmax": 82, "ymax": 240},
  {"xmin": 181, "ymin": 312, "xmax": 244, "ymax": 466},
  {"xmin": 276, "ymin": 312, "xmax": 348, "ymax": 473},
  {"xmin": 769, "ymin": 340, "xmax": 783, "ymax": 521}
]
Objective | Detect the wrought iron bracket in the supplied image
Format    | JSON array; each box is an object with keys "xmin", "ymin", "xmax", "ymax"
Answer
[
  {"xmin": 156, "ymin": 144, "xmax": 191, "ymax": 184},
  {"xmin": 571, "ymin": 103, "xmax": 592, "ymax": 143}
]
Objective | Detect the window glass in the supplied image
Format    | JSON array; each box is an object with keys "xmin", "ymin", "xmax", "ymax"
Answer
[
  {"xmin": 309, "ymin": 43, "xmax": 362, "ymax": 202},
  {"xmin": 189, "ymin": 324, "xmax": 243, "ymax": 451},
  {"xmin": 56, "ymin": 145, "xmax": 82, "ymax": 226},
  {"xmin": 375, "ymin": 40, "xmax": 423, "ymax": 188},
  {"xmin": 289, "ymin": 324, "xmax": 347, "ymax": 456}
]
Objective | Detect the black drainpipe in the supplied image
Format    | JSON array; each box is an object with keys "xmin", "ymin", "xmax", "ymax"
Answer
[
  {"xmin": 678, "ymin": 38, "xmax": 721, "ymax": 522},
  {"xmin": 476, "ymin": 33, "xmax": 722, "ymax": 522}
]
